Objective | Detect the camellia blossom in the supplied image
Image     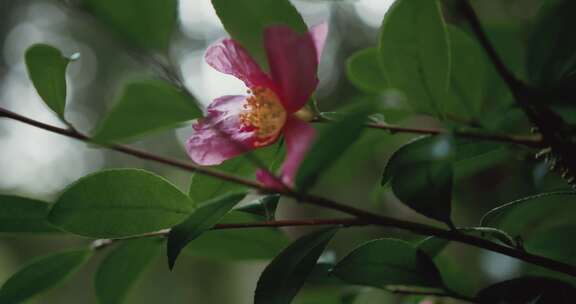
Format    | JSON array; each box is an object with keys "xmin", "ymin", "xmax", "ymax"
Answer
[{"xmin": 186, "ymin": 23, "xmax": 328, "ymax": 188}]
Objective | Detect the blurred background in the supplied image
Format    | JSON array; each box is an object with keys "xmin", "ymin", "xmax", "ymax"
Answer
[{"xmin": 0, "ymin": 0, "xmax": 564, "ymax": 303}]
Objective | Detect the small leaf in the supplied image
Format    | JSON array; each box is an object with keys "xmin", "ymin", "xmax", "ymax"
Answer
[
  {"xmin": 0, "ymin": 195, "xmax": 60, "ymax": 233},
  {"xmin": 48, "ymin": 169, "xmax": 193, "ymax": 238},
  {"xmin": 93, "ymin": 80, "xmax": 201, "ymax": 143},
  {"xmin": 25, "ymin": 44, "xmax": 70, "ymax": 118},
  {"xmin": 333, "ymin": 238, "xmax": 443, "ymax": 289},
  {"xmin": 211, "ymin": 0, "xmax": 307, "ymax": 69},
  {"xmin": 346, "ymin": 47, "xmax": 388, "ymax": 93},
  {"xmin": 379, "ymin": 0, "xmax": 450, "ymax": 115},
  {"xmin": 480, "ymin": 191, "xmax": 576, "ymax": 237},
  {"xmin": 184, "ymin": 211, "xmax": 289, "ymax": 261},
  {"xmin": 382, "ymin": 136, "xmax": 455, "ymax": 223},
  {"xmin": 475, "ymin": 277, "xmax": 576, "ymax": 304},
  {"xmin": 83, "ymin": 0, "xmax": 177, "ymax": 50},
  {"xmin": 238, "ymin": 194, "xmax": 280, "ymax": 220},
  {"xmin": 296, "ymin": 104, "xmax": 374, "ymax": 191},
  {"xmin": 0, "ymin": 250, "xmax": 91, "ymax": 304},
  {"xmin": 167, "ymin": 192, "xmax": 246, "ymax": 269},
  {"xmin": 255, "ymin": 228, "xmax": 338, "ymax": 304},
  {"xmin": 95, "ymin": 238, "xmax": 163, "ymax": 304}
]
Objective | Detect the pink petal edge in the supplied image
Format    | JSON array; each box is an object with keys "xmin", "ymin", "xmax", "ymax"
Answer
[
  {"xmin": 309, "ymin": 22, "xmax": 329, "ymax": 61},
  {"xmin": 205, "ymin": 39, "xmax": 272, "ymax": 89},
  {"xmin": 264, "ymin": 26, "xmax": 320, "ymax": 113},
  {"xmin": 186, "ymin": 95, "xmax": 257, "ymax": 166},
  {"xmin": 257, "ymin": 118, "xmax": 316, "ymax": 188}
]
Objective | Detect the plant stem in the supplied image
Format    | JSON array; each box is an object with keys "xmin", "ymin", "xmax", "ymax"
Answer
[
  {"xmin": 2, "ymin": 106, "xmax": 576, "ymax": 277},
  {"xmin": 91, "ymin": 218, "xmax": 368, "ymax": 250},
  {"xmin": 312, "ymin": 117, "xmax": 543, "ymax": 148}
]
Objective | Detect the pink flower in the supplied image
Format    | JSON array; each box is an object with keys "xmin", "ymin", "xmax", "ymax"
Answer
[{"xmin": 186, "ymin": 23, "xmax": 328, "ymax": 188}]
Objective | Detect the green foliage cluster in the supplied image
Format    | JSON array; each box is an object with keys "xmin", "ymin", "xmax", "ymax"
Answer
[{"xmin": 2, "ymin": 0, "xmax": 576, "ymax": 303}]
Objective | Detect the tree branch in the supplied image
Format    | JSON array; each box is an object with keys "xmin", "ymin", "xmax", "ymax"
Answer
[{"xmin": 2, "ymin": 106, "xmax": 576, "ymax": 278}]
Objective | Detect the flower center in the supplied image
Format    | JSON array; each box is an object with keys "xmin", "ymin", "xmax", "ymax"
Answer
[{"xmin": 239, "ymin": 87, "xmax": 287, "ymax": 146}]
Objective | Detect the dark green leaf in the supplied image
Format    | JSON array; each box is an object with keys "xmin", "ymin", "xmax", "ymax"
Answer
[
  {"xmin": 417, "ymin": 236, "xmax": 449, "ymax": 258},
  {"xmin": 382, "ymin": 135, "xmax": 454, "ymax": 186},
  {"xmin": 391, "ymin": 161, "xmax": 453, "ymax": 223},
  {"xmin": 93, "ymin": 80, "xmax": 201, "ymax": 143},
  {"xmin": 255, "ymin": 228, "xmax": 338, "ymax": 304},
  {"xmin": 379, "ymin": 0, "xmax": 450, "ymax": 115},
  {"xmin": 167, "ymin": 192, "xmax": 246, "ymax": 269},
  {"xmin": 0, "ymin": 195, "xmax": 60, "ymax": 233},
  {"xmin": 184, "ymin": 211, "xmax": 289, "ymax": 260},
  {"xmin": 95, "ymin": 238, "xmax": 162, "ymax": 304},
  {"xmin": 333, "ymin": 238, "xmax": 443, "ymax": 289},
  {"xmin": 83, "ymin": 0, "xmax": 177, "ymax": 50},
  {"xmin": 480, "ymin": 191, "xmax": 576, "ymax": 237},
  {"xmin": 211, "ymin": 0, "xmax": 307, "ymax": 69},
  {"xmin": 0, "ymin": 250, "xmax": 91, "ymax": 304},
  {"xmin": 296, "ymin": 104, "xmax": 374, "ymax": 191},
  {"xmin": 238, "ymin": 194, "xmax": 280, "ymax": 220},
  {"xmin": 346, "ymin": 47, "xmax": 388, "ymax": 93},
  {"xmin": 382, "ymin": 136, "xmax": 455, "ymax": 223},
  {"xmin": 475, "ymin": 277, "xmax": 576, "ymax": 304},
  {"xmin": 48, "ymin": 169, "xmax": 193, "ymax": 238},
  {"xmin": 527, "ymin": 0, "xmax": 576, "ymax": 87},
  {"xmin": 523, "ymin": 225, "xmax": 576, "ymax": 284},
  {"xmin": 25, "ymin": 44, "xmax": 70, "ymax": 118}
]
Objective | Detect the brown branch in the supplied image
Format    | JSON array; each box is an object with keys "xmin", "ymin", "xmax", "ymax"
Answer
[
  {"xmin": 312, "ymin": 117, "xmax": 544, "ymax": 148},
  {"xmin": 2, "ymin": 106, "xmax": 576, "ymax": 278}
]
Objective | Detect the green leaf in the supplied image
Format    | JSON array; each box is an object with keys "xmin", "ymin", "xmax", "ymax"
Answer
[
  {"xmin": 238, "ymin": 194, "xmax": 280, "ymax": 220},
  {"xmin": 25, "ymin": 44, "xmax": 70, "ymax": 118},
  {"xmin": 95, "ymin": 238, "xmax": 162, "ymax": 304},
  {"xmin": 474, "ymin": 277, "xmax": 576, "ymax": 304},
  {"xmin": 167, "ymin": 192, "xmax": 246, "ymax": 269},
  {"xmin": 211, "ymin": 0, "xmax": 307, "ymax": 69},
  {"xmin": 0, "ymin": 250, "xmax": 91, "ymax": 304},
  {"xmin": 255, "ymin": 228, "xmax": 338, "ymax": 304},
  {"xmin": 82, "ymin": 0, "xmax": 177, "ymax": 50},
  {"xmin": 527, "ymin": 0, "xmax": 576, "ymax": 87},
  {"xmin": 93, "ymin": 80, "xmax": 201, "ymax": 143},
  {"xmin": 296, "ymin": 104, "xmax": 374, "ymax": 192},
  {"xmin": 346, "ymin": 47, "xmax": 388, "ymax": 93},
  {"xmin": 382, "ymin": 136, "xmax": 455, "ymax": 223},
  {"xmin": 379, "ymin": 0, "xmax": 450, "ymax": 115},
  {"xmin": 333, "ymin": 238, "xmax": 443, "ymax": 289},
  {"xmin": 184, "ymin": 211, "xmax": 289, "ymax": 260},
  {"xmin": 48, "ymin": 169, "xmax": 193, "ymax": 238},
  {"xmin": 0, "ymin": 195, "xmax": 60, "ymax": 233},
  {"xmin": 480, "ymin": 191, "xmax": 576, "ymax": 237}
]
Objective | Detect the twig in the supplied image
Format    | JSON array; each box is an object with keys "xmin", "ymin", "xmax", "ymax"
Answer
[
  {"xmin": 2, "ymin": 106, "xmax": 576, "ymax": 278},
  {"xmin": 312, "ymin": 117, "xmax": 544, "ymax": 148},
  {"xmin": 91, "ymin": 218, "xmax": 368, "ymax": 250},
  {"xmin": 387, "ymin": 286, "xmax": 476, "ymax": 303}
]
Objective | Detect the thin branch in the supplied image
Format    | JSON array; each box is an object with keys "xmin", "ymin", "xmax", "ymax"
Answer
[
  {"xmin": 312, "ymin": 117, "xmax": 544, "ymax": 148},
  {"xmin": 387, "ymin": 286, "xmax": 476, "ymax": 303},
  {"xmin": 91, "ymin": 218, "xmax": 368, "ymax": 250},
  {"xmin": 2, "ymin": 106, "xmax": 576, "ymax": 278}
]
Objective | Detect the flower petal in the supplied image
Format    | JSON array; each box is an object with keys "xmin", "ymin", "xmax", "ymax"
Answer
[
  {"xmin": 205, "ymin": 39, "xmax": 271, "ymax": 88},
  {"xmin": 186, "ymin": 95, "xmax": 257, "ymax": 165},
  {"xmin": 264, "ymin": 26, "xmax": 319, "ymax": 113},
  {"xmin": 309, "ymin": 22, "xmax": 329, "ymax": 61},
  {"xmin": 257, "ymin": 118, "xmax": 315, "ymax": 188},
  {"xmin": 280, "ymin": 118, "xmax": 316, "ymax": 185}
]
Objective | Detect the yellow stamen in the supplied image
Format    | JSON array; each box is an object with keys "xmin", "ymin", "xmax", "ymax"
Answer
[{"xmin": 239, "ymin": 87, "xmax": 287, "ymax": 146}]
